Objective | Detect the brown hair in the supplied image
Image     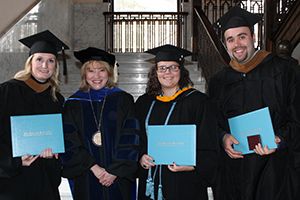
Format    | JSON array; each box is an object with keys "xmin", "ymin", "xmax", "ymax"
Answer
[{"xmin": 146, "ymin": 63, "xmax": 193, "ymax": 96}]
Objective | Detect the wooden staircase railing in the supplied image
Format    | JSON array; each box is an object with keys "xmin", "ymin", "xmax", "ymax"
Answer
[
  {"xmin": 194, "ymin": 7, "xmax": 230, "ymax": 91},
  {"xmin": 265, "ymin": 0, "xmax": 300, "ymax": 51}
]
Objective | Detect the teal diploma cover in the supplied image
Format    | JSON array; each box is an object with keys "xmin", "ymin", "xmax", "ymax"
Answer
[
  {"xmin": 10, "ymin": 113, "xmax": 65, "ymax": 157},
  {"xmin": 147, "ymin": 124, "xmax": 196, "ymax": 166},
  {"xmin": 228, "ymin": 107, "xmax": 277, "ymax": 155}
]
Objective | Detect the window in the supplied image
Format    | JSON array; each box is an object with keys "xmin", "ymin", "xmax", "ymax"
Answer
[
  {"xmin": 114, "ymin": 0, "xmax": 178, "ymax": 12},
  {"xmin": 108, "ymin": 0, "xmax": 183, "ymax": 52}
]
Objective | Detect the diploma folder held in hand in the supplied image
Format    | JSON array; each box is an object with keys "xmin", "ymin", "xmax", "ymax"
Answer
[
  {"xmin": 228, "ymin": 107, "xmax": 277, "ymax": 155},
  {"xmin": 147, "ymin": 124, "xmax": 196, "ymax": 166},
  {"xmin": 10, "ymin": 113, "xmax": 65, "ymax": 157}
]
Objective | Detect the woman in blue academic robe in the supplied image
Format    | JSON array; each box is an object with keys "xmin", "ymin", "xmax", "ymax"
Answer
[{"xmin": 62, "ymin": 47, "xmax": 139, "ymax": 200}]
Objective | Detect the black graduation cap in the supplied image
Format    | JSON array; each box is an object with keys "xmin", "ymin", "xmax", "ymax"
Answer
[
  {"xmin": 74, "ymin": 47, "xmax": 116, "ymax": 66},
  {"xmin": 19, "ymin": 30, "xmax": 70, "ymax": 75},
  {"xmin": 19, "ymin": 30, "xmax": 69, "ymax": 56},
  {"xmin": 217, "ymin": 6, "xmax": 261, "ymax": 32},
  {"xmin": 145, "ymin": 44, "xmax": 192, "ymax": 64}
]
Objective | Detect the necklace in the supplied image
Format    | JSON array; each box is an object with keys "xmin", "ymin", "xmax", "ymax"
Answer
[{"xmin": 88, "ymin": 91, "xmax": 107, "ymax": 146}]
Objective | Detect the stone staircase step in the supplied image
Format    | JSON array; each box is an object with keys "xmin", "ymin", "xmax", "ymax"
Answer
[{"xmin": 113, "ymin": 53, "xmax": 205, "ymax": 98}]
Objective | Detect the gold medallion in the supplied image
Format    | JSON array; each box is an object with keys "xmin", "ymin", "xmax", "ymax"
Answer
[{"xmin": 92, "ymin": 131, "xmax": 102, "ymax": 146}]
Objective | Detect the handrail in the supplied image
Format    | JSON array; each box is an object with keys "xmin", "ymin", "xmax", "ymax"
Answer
[
  {"xmin": 199, "ymin": 0, "xmax": 297, "ymax": 51},
  {"xmin": 104, "ymin": 11, "xmax": 188, "ymax": 15},
  {"xmin": 103, "ymin": 12, "xmax": 188, "ymax": 53},
  {"xmin": 194, "ymin": 7, "xmax": 229, "ymax": 91},
  {"xmin": 270, "ymin": 0, "xmax": 299, "ymax": 50}
]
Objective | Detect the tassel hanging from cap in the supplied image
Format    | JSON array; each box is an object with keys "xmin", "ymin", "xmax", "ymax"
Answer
[
  {"xmin": 157, "ymin": 165, "xmax": 164, "ymax": 200},
  {"xmin": 113, "ymin": 61, "xmax": 119, "ymax": 83},
  {"xmin": 62, "ymin": 46, "xmax": 67, "ymax": 76}
]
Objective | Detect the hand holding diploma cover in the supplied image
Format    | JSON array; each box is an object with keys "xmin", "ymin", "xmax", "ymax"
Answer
[
  {"xmin": 228, "ymin": 107, "xmax": 277, "ymax": 155},
  {"xmin": 147, "ymin": 124, "xmax": 196, "ymax": 166},
  {"xmin": 10, "ymin": 113, "xmax": 65, "ymax": 157}
]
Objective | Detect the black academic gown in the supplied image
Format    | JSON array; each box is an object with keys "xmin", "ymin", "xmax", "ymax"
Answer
[
  {"xmin": 136, "ymin": 88, "xmax": 219, "ymax": 200},
  {"xmin": 62, "ymin": 88, "xmax": 139, "ymax": 200},
  {"xmin": 0, "ymin": 79, "xmax": 64, "ymax": 200},
  {"xmin": 208, "ymin": 54, "xmax": 300, "ymax": 200}
]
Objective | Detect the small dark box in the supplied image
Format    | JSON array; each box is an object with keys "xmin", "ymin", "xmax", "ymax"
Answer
[{"xmin": 247, "ymin": 135, "xmax": 261, "ymax": 150}]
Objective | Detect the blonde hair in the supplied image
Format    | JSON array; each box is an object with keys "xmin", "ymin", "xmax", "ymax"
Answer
[
  {"xmin": 79, "ymin": 60, "xmax": 116, "ymax": 91},
  {"xmin": 14, "ymin": 54, "xmax": 61, "ymax": 101}
]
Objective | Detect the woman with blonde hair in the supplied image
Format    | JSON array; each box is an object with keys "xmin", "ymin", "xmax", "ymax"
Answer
[
  {"xmin": 14, "ymin": 51, "xmax": 61, "ymax": 100},
  {"xmin": 0, "ymin": 30, "xmax": 68, "ymax": 200},
  {"xmin": 62, "ymin": 47, "xmax": 139, "ymax": 200}
]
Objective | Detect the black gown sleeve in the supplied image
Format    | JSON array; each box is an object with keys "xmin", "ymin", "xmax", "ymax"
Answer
[
  {"xmin": 106, "ymin": 93, "xmax": 139, "ymax": 181},
  {"xmin": 134, "ymin": 95, "xmax": 149, "ymax": 158},
  {"xmin": 193, "ymin": 94, "xmax": 220, "ymax": 186},
  {"xmin": 61, "ymin": 100, "xmax": 96, "ymax": 178},
  {"xmin": 207, "ymin": 75, "xmax": 230, "ymax": 142},
  {"xmin": 278, "ymin": 61, "xmax": 300, "ymax": 169},
  {"xmin": 0, "ymin": 82, "xmax": 22, "ymax": 178}
]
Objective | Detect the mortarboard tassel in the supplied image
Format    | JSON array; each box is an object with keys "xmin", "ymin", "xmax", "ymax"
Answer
[{"xmin": 62, "ymin": 46, "xmax": 67, "ymax": 76}]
